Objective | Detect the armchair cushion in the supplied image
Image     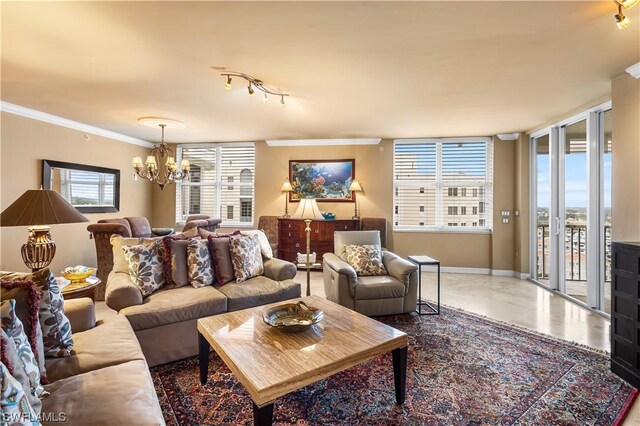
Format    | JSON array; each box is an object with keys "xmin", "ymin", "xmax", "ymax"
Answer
[
  {"xmin": 62, "ymin": 298, "xmax": 95, "ymax": 334},
  {"xmin": 355, "ymin": 276, "xmax": 405, "ymax": 300},
  {"xmin": 345, "ymin": 244, "xmax": 387, "ymax": 276},
  {"xmin": 263, "ymin": 258, "xmax": 297, "ymax": 281},
  {"xmin": 382, "ymin": 251, "xmax": 418, "ymax": 285}
]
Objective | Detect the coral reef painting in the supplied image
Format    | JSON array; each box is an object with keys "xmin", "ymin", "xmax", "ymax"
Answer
[{"xmin": 289, "ymin": 160, "xmax": 355, "ymax": 202}]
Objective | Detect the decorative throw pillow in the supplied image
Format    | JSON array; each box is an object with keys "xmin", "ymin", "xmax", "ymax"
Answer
[
  {"xmin": 0, "ymin": 362, "xmax": 41, "ymax": 425},
  {"xmin": 2, "ymin": 269, "xmax": 74, "ymax": 358},
  {"xmin": 110, "ymin": 235, "xmax": 163, "ymax": 274},
  {"xmin": 241, "ymin": 230, "xmax": 273, "ymax": 259},
  {"xmin": 123, "ymin": 240, "xmax": 166, "ymax": 296},
  {"xmin": 345, "ymin": 244, "xmax": 388, "ymax": 276},
  {"xmin": 207, "ymin": 231, "xmax": 241, "ymax": 285},
  {"xmin": 1, "ymin": 300, "xmax": 47, "ymax": 400},
  {"xmin": 1, "ymin": 329, "xmax": 43, "ymax": 413},
  {"xmin": 229, "ymin": 234, "xmax": 264, "ymax": 283},
  {"xmin": 0, "ymin": 280, "xmax": 47, "ymax": 383},
  {"xmin": 187, "ymin": 238, "xmax": 214, "ymax": 287},
  {"xmin": 162, "ymin": 237, "xmax": 191, "ymax": 288}
]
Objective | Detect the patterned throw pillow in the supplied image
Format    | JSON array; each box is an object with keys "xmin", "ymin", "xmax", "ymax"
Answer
[
  {"xmin": 0, "ymin": 362, "xmax": 41, "ymax": 425},
  {"xmin": 123, "ymin": 240, "xmax": 166, "ymax": 297},
  {"xmin": 1, "ymin": 329, "xmax": 42, "ymax": 413},
  {"xmin": 345, "ymin": 244, "xmax": 388, "ymax": 276},
  {"xmin": 1, "ymin": 300, "xmax": 47, "ymax": 400},
  {"xmin": 1, "ymin": 269, "xmax": 74, "ymax": 358},
  {"xmin": 229, "ymin": 234, "xmax": 264, "ymax": 283},
  {"xmin": 187, "ymin": 239, "xmax": 214, "ymax": 287}
]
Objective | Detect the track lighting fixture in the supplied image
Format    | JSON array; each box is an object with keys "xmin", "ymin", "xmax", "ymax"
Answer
[
  {"xmin": 218, "ymin": 70, "xmax": 290, "ymax": 105},
  {"xmin": 613, "ymin": 0, "xmax": 637, "ymax": 29}
]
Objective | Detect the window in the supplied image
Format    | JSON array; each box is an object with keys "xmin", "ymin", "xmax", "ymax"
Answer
[
  {"xmin": 176, "ymin": 143, "xmax": 255, "ymax": 227},
  {"xmin": 393, "ymin": 138, "xmax": 493, "ymax": 231},
  {"xmin": 461, "ymin": 223, "xmax": 467, "ymax": 227}
]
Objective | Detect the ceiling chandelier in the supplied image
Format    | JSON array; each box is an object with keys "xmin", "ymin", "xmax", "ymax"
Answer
[
  {"xmin": 220, "ymin": 70, "xmax": 290, "ymax": 107},
  {"xmin": 132, "ymin": 117, "xmax": 190, "ymax": 190},
  {"xmin": 614, "ymin": 0, "xmax": 638, "ymax": 29}
]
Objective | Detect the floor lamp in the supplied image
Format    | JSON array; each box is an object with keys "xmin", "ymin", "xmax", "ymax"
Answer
[
  {"xmin": 292, "ymin": 198, "xmax": 324, "ymax": 296},
  {"xmin": 281, "ymin": 178, "xmax": 293, "ymax": 218}
]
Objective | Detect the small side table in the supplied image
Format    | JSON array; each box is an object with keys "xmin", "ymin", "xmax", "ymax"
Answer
[
  {"xmin": 56, "ymin": 276, "xmax": 101, "ymax": 302},
  {"xmin": 408, "ymin": 255, "xmax": 440, "ymax": 315}
]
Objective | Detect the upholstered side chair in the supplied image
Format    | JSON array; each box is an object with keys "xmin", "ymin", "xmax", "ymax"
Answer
[
  {"xmin": 323, "ymin": 230, "xmax": 418, "ymax": 316},
  {"xmin": 257, "ymin": 215, "xmax": 280, "ymax": 257}
]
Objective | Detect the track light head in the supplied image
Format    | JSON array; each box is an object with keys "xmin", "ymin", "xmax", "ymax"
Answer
[
  {"xmin": 280, "ymin": 95, "xmax": 286, "ymax": 108},
  {"xmin": 615, "ymin": 4, "xmax": 631, "ymax": 29},
  {"xmin": 248, "ymin": 82, "xmax": 255, "ymax": 95},
  {"xmin": 621, "ymin": 0, "xmax": 639, "ymax": 9},
  {"xmin": 224, "ymin": 76, "xmax": 232, "ymax": 90}
]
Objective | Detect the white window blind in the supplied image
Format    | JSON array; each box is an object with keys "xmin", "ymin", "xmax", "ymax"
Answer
[
  {"xmin": 176, "ymin": 143, "xmax": 255, "ymax": 227},
  {"xmin": 393, "ymin": 138, "xmax": 493, "ymax": 232}
]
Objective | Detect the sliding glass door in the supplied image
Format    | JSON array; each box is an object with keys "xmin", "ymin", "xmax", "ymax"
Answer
[{"xmin": 530, "ymin": 105, "xmax": 612, "ymax": 314}]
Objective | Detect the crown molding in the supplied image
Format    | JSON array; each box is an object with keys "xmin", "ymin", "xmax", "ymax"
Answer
[
  {"xmin": 0, "ymin": 101, "xmax": 153, "ymax": 148},
  {"xmin": 496, "ymin": 133, "xmax": 520, "ymax": 141},
  {"xmin": 265, "ymin": 138, "xmax": 381, "ymax": 147},
  {"xmin": 626, "ymin": 62, "xmax": 640, "ymax": 79}
]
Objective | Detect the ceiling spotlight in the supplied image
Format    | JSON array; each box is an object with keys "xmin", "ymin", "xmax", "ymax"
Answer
[
  {"xmin": 621, "ymin": 0, "xmax": 639, "ymax": 9},
  {"xmin": 615, "ymin": 4, "xmax": 631, "ymax": 29},
  {"xmin": 248, "ymin": 82, "xmax": 255, "ymax": 95},
  {"xmin": 218, "ymin": 71, "xmax": 290, "ymax": 103},
  {"xmin": 224, "ymin": 76, "xmax": 232, "ymax": 90},
  {"xmin": 280, "ymin": 95, "xmax": 286, "ymax": 108},
  {"xmin": 263, "ymin": 93, "xmax": 268, "ymax": 103}
]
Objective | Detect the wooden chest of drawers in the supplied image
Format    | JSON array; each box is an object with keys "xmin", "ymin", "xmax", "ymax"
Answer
[
  {"xmin": 277, "ymin": 218, "xmax": 359, "ymax": 264},
  {"xmin": 611, "ymin": 241, "xmax": 640, "ymax": 389}
]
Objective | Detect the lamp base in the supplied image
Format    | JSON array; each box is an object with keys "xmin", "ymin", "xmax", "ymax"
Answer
[{"xmin": 21, "ymin": 225, "xmax": 56, "ymax": 272}]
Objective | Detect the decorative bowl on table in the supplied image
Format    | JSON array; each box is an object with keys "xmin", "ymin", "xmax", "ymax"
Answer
[
  {"xmin": 321, "ymin": 212, "xmax": 335, "ymax": 220},
  {"xmin": 262, "ymin": 301, "xmax": 324, "ymax": 333},
  {"xmin": 61, "ymin": 265, "xmax": 96, "ymax": 284},
  {"xmin": 152, "ymin": 227, "xmax": 174, "ymax": 236}
]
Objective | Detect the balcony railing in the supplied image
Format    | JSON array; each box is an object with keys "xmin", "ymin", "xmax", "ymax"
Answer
[{"xmin": 536, "ymin": 224, "xmax": 611, "ymax": 282}]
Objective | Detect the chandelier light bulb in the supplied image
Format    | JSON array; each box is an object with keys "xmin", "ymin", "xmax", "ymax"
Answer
[{"xmin": 224, "ymin": 76, "xmax": 232, "ymax": 90}]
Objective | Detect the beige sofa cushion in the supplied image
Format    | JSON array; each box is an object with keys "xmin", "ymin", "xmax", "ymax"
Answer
[
  {"xmin": 41, "ymin": 360, "xmax": 164, "ymax": 426},
  {"xmin": 354, "ymin": 275, "xmax": 406, "ymax": 300},
  {"xmin": 44, "ymin": 315, "xmax": 145, "ymax": 382},
  {"xmin": 216, "ymin": 276, "xmax": 301, "ymax": 312},
  {"xmin": 120, "ymin": 285, "xmax": 227, "ymax": 331}
]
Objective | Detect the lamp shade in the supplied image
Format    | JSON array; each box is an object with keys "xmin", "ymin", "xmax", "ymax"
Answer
[
  {"xmin": 349, "ymin": 180, "xmax": 363, "ymax": 192},
  {"xmin": 281, "ymin": 179, "xmax": 293, "ymax": 192},
  {"xmin": 292, "ymin": 198, "xmax": 324, "ymax": 220},
  {"xmin": 1, "ymin": 189, "xmax": 89, "ymax": 227}
]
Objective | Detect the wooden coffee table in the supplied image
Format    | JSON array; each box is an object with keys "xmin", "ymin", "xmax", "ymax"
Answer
[{"xmin": 197, "ymin": 295, "xmax": 408, "ymax": 425}]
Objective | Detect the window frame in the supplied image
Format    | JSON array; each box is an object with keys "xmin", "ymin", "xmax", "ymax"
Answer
[
  {"xmin": 175, "ymin": 142, "xmax": 255, "ymax": 228},
  {"xmin": 393, "ymin": 137, "xmax": 493, "ymax": 234}
]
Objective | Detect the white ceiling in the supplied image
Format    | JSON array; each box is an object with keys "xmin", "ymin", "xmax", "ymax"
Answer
[{"xmin": 1, "ymin": 1, "xmax": 638, "ymax": 144}]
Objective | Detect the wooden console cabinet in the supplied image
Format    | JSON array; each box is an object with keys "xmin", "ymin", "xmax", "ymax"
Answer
[
  {"xmin": 610, "ymin": 241, "xmax": 640, "ymax": 389},
  {"xmin": 277, "ymin": 218, "xmax": 359, "ymax": 264}
]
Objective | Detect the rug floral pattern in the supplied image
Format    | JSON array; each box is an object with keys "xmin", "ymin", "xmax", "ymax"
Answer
[{"xmin": 151, "ymin": 306, "xmax": 637, "ymax": 425}]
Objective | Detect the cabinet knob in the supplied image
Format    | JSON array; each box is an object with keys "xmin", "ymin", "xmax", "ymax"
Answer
[
  {"xmin": 295, "ymin": 243, "xmax": 300, "ymax": 248},
  {"xmin": 288, "ymin": 232, "xmax": 291, "ymax": 237}
]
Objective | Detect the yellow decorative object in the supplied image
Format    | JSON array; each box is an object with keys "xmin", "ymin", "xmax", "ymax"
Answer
[{"xmin": 61, "ymin": 265, "xmax": 96, "ymax": 284}]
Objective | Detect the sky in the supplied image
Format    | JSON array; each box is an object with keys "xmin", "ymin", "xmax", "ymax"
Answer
[{"xmin": 537, "ymin": 153, "xmax": 612, "ymax": 209}]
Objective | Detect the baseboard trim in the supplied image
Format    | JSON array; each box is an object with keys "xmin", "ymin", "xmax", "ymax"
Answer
[{"xmin": 418, "ymin": 266, "xmax": 530, "ymax": 279}]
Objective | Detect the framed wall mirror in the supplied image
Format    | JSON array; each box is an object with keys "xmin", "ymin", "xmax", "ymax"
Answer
[{"xmin": 42, "ymin": 160, "xmax": 120, "ymax": 213}]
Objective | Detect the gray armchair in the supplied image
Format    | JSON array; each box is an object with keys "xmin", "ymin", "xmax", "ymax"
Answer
[{"xmin": 323, "ymin": 231, "xmax": 418, "ymax": 316}]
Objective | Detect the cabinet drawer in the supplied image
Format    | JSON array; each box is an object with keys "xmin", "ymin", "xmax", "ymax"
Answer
[
  {"xmin": 280, "ymin": 239, "xmax": 306, "ymax": 252},
  {"xmin": 334, "ymin": 220, "xmax": 358, "ymax": 231}
]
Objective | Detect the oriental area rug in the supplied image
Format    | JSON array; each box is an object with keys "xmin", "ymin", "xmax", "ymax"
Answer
[{"xmin": 151, "ymin": 306, "xmax": 637, "ymax": 425}]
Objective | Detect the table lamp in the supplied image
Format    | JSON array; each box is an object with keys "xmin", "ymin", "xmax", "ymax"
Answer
[
  {"xmin": 1, "ymin": 188, "xmax": 89, "ymax": 271},
  {"xmin": 349, "ymin": 179, "xmax": 363, "ymax": 220},
  {"xmin": 281, "ymin": 178, "xmax": 293, "ymax": 218},
  {"xmin": 292, "ymin": 198, "xmax": 324, "ymax": 296}
]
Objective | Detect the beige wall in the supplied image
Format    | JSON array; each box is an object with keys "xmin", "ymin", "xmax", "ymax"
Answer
[
  {"xmin": 153, "ymin": 138, "xmax": 520, "ymax": 270},
  {"xmin": 0, "ymin": 112, "xmax": 153, "ymax": 273},
  {"xmin": 611, "ymin": 74, "xmax": 640, "ymax": 242}
]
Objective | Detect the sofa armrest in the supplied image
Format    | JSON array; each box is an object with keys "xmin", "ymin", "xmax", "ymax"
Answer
[
  {"xmin": 263, "ymin": 258, "xmax": 297, "ymax": 281},
  {"xmin": 105, "ymin": 271, "xmax": 143, "ymax": 312},
  {"xmin": 382, "ymin": 251, "xmax": 418, "ymax": 285},
  {"xmin": 323, "ymin": 253, "xmax": 357, "ymax": 289},
  {"xmin": 87, "ymin": 222, "xmax": 130, "ymax": 237},
  {"xmin": 63, "ymin": 298, "xmax": 96, "ymax": 333}
]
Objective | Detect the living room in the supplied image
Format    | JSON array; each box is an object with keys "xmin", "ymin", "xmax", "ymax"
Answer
[{"xmin": 1, "ymin": 1, "xmax": 639, "ymax": 425}]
